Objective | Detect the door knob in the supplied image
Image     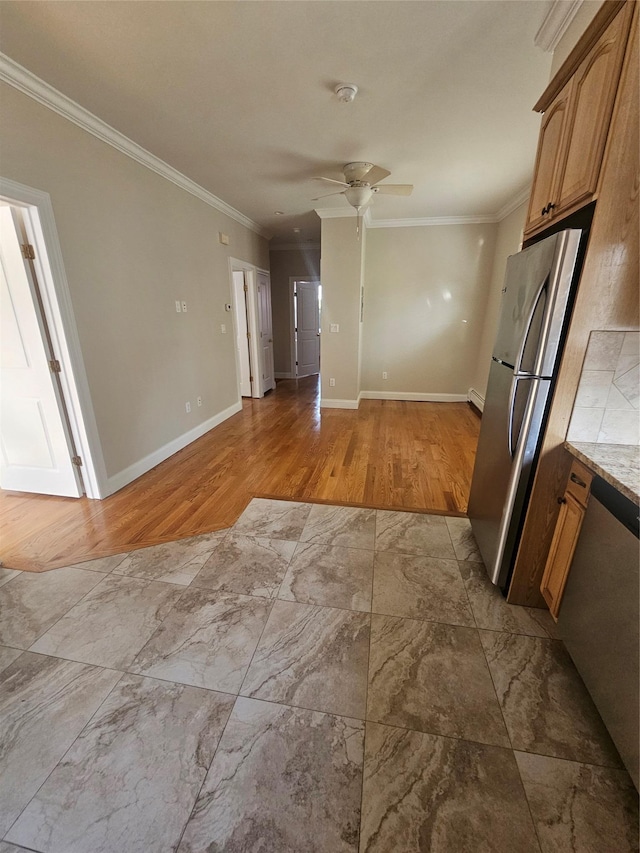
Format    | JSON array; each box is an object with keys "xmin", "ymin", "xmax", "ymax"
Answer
[{"xmin": 268, "ymin": 338, "xmax": 273, "ymax": 343}]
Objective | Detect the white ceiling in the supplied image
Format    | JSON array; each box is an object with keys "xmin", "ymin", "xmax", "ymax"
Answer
[{"xmin": 0, "ymin": 1, "xmax": 554, "ymax": 245}]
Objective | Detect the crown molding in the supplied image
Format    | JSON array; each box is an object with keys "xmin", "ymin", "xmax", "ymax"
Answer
[
  {"xmin": 0, "ymin": 53, "xmax": 269, "ymax": 238},
  {"xmin": 534, "ymin": 0, "xmax": 584, "ymax": 52},
  {"xmin": 367, "ymin": 214, "xmax": 497, "ymax": 228},
  {"xmin": 495, "ymin": 185, "xmax": 531, "ymax": 221},
  {"xmin": 269, "ymin": 242, "xmax": 321, "ymax": 251},
  {"xmin": 314, "ymin": 207, "xmax": 358, "ymax": 219}
]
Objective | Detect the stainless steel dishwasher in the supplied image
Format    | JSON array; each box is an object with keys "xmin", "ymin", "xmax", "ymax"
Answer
[{"xmin": 558, "ymin": 473, "xmax": 639, "ymax": 791}]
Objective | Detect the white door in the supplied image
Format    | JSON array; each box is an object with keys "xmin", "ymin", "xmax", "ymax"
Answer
[
  {"xmin": 296, "ymin": 281, "xmax": 320, "ymax": 377},
  {"xmin": 232, "ymin": 270, "xmax": 252, "ymax": 397},
  {"xmin": 257, "ymin": 271, "xmax": 275, "ymax": 393},
  {"xmin": 0, "ymin": 207, "xmax": 82, "ymax": 496}
]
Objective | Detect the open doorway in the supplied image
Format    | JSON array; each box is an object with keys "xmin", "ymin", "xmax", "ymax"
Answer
[{"xmin": 291, "ymin": 278, "xmax": 321, "ymax": 377}]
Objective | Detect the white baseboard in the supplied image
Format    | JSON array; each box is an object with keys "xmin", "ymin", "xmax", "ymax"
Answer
[
  {"xmin": 320, "ymin": 398, "xmax": 360, "ymax": 410},
  {"xmin": 104, "ymin": 400, "xmax": 242, "ymax": 496},
  {"xmin": 274, "ymin": 372, "xmax": 295, "ymax": 379},
  {"xmin": 467, "ymin": 388, "xmax": 485, "ymax": 412},
  {"xmin": 359, "ymin": 391, "xmax": 468, "ymax": 402}
]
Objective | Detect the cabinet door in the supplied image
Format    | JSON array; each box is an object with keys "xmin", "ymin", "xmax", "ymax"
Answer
[
  {"xmin": 524, "ymin": 83, "xmax": 572, "ymax": 235},
  {"xmin": 540, "ymin": 492, "xmax": 585, "ymax": 619},
  {"xmin": 555, "ymin": 6, "xmax": 632, "ymax": 216}
]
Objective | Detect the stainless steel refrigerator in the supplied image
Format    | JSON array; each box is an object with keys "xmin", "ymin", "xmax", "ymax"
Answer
[{"xmin": 468, "ymin": 229, "xmax": 582, "ymax": 590}]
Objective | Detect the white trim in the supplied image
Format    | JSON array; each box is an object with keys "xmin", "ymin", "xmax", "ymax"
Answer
[
  {"xmin": 104, "ymin": 401, "xmax": 242, "ymax": 496},
  {"xmin": 275, "ymin": 372, "xmax": 295, "ymax": 380},
  {"xmin": 320, "ymin": 398, "xmax": 359, "ymax": 409},
  {"xmin": 317, "ymin": 188, "xmax": 531, "ymax": 230},
  {"xmin": 496, "ymin": 186, "xmax": 531, "ymax": 221},
  {"xmin": 359, "ymin": 391, "xmax": 468, "ymax": 402},
  {"xmin": 0, "ymin": 177, "xmax": 107, "ymax": 499},
  {"xmin": 467, "ymin": 388, "xmax": 485, "ymax": 412},
  {"xmin": 315, "ymin": 207, "xmax": 359, "ymax": 220},
  {"xmin": 535, "ymin": 0, "xmax": 583, "ymax": 52},
  {"xmin": 270, "ymin": 243, "xmax": 321, "ymax": 252},
  {"xmin": 368, "ymin": 214, "xmax": 497, "ymax": 228},
  {"xmin": 0, "ymin": 53, "xmax": 269, "ymax": 239}
]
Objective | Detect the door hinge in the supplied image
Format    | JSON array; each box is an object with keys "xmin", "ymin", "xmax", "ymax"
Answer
[
  {"xmin": 246, "ymin": 332, "xmax": 250, "ymax": 339},
  {"xmin": 21, "ymin": 243, "xmax": 35, "ymax": 260},
  {"xmin": 249, "ymin": 375, "xmax": 253, "ymax": 382},
  {"xmin": 72, "ymin": 455, "xmax": 82, "ymax": 467},
  {"xmin": 49, "ymin": 359, "xmax": 61, "ymax": 373},
  {"xmin": 243, "ymin": 284, "xmax": 248, "ymax": 293}
]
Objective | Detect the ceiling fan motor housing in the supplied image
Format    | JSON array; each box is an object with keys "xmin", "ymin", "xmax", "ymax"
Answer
[{"xmin": 343, "ymin": 162, "xmax": 375, "ymax": 184}]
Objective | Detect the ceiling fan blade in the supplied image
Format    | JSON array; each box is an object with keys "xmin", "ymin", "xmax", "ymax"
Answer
[
  {"xmin": 373, "ymin": 184, "xmax": 414, "ymax": 196},
  {"xmin": 313, "ymin": 176, "xmax": 350, "ymax": 186},
  {"xmin": 363, "ymin": 164, "xmax": 391, "ymax": 185},
  {"xmin": 311, "ymin": 190, "xmax": 346, "ymax": 201}
]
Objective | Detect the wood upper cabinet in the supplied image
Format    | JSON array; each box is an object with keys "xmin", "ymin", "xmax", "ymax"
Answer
[
  {"xmin": 524, "ymin": 2, "xmax": 633, "ymax": 237},
  {"xmin": 525, "ymin": 83, "xmax": 572, "ymax": 234}
]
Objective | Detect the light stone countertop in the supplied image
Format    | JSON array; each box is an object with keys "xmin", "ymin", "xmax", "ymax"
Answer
[{"xmin": 564, "ymin": 441, "xmax": 640, "ymax": 505}]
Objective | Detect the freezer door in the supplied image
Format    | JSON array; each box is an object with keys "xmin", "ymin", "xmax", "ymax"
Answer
[
  {"xmin": 468, "ymin": 361, "xmax": 550, "ymax": 587},
  {"xmin": 492, "ymin": 235, "xmax": 561, "ymax": 368}
]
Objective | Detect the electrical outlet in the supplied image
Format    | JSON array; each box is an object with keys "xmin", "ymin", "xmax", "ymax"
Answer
[
  {"xmin": 175, "ymin": 301, "xmax": 181, "ymax": 313},
  {"xmin": 197, "ymin": 396, "xmax": 202, "ymax": 407},
  {"xmin": 330, "ymin": 323, "xmax": 339, "ymax": 333},
  {"xmin": 181, "ymin": 301, "xmax": 188, "ymax": 313},
  {"xmin": 382, "ymin": 371, "xmax": 388, "ymax": 380},
  {"xmin": 185, "ymin": 401, "xmax": 191, "ymax": 413},
  {"xmin": 329, "ymin": 378, "xmax": 336, "ymax": 387},
  {"xmin": 220, "ymin": 324, "xmax": 226, "ymax": 334}
]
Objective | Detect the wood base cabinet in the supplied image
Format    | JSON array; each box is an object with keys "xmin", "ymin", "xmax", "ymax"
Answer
[{"xmin": 540, "ymin": 461, "xmax": 592, "ymax": 619}]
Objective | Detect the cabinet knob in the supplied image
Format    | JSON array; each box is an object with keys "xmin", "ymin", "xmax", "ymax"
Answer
[
  {"xmin": 548, "ymin": 203, "xmax": 556, "ymax": 212},
  {"xmin": 557, "ymin": 496, "xmax": 567, "ymax": 505}
]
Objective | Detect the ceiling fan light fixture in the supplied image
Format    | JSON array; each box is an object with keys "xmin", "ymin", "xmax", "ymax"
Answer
[
  {"xmin": 344, "ymin": 185, "xmax": 372, "ymax": 210},
  {"xmin": 335, "ymin": 83, "xmax": 358, "ymax": 103}
]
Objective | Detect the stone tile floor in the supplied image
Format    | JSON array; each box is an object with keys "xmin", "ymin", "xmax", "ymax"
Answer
[{"xmin": 0, "ymin": 498, "xmax": 637, "ymax": 852}]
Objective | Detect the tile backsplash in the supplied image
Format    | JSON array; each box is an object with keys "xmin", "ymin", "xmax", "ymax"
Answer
[{"xmin": 567, "ymin": 330, "xmax": 639, "ymax": 445}]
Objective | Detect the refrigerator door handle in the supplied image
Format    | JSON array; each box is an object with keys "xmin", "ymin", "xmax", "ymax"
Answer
[
  {"xmin": 514, "ymin": 277, "xmax": 547, "ymax": 376},
  {"xmin": 507, "ymin": 375, "xmax": 536, "ymax": 457}
]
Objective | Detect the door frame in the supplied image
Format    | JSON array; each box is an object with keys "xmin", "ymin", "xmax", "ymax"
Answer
[
  {"xmin": 289, "ymin": 276, "xmax": 321, "ymax": 378},
  {"xmin": 228, "ymin": 257, "xmax": 265, "ymax": 399},
  {"xmin": 0, "ymin": 177, "xmax": 105, "ymax": 498}
]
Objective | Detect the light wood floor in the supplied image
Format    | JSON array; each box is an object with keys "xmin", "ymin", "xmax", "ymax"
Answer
[{"xmin": 1, "ymin": 377, "xmax": 480, "ymax": 572}]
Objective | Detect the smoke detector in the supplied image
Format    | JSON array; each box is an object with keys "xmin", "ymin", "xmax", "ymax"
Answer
[{"xmin": 335, "ymin": 83, "xmax": 358, "ymax": 103}]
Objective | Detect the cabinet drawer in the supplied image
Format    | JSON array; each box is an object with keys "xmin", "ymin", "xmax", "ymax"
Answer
[{"xmin": 565, "ymin": 460, "xmax": 593, "ymax": 507}]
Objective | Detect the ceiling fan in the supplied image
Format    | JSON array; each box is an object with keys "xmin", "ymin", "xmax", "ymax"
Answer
[{"xmin": 312, "ymin": 162, "xmax": 413, "ymax": 212}]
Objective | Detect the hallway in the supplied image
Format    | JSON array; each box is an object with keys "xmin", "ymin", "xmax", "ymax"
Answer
[{"xmin": 0, "ymin": 377, "xmax": 480, "ymax": 571}]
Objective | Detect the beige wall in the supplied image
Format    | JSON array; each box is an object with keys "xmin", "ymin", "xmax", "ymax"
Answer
[
  {"xmin": 550, "ymin": 1, "xmax": 604, "ymax": 76},
  {"xmin": 319, "ymin": 217, "xmax": 365, "ymax": 404},
  {"xmin": 0, "ymin": 83, "xmax": 269, "ymax": 486},
  {"xmin": 269, "ymin": 246, "xmax": 320, "ymax": 376},
  {"xmin": 360, "ymin": 223, "xmax": 497, "ymax": 396},
  {"xmin": 471, "ymin": 202, "xmax": 528, "ymax": 400}
]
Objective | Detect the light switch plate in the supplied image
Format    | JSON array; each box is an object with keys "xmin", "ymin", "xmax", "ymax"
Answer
[{"xmin": 330, "ymin": 323, "xmax": 339, "ymax": 333}]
